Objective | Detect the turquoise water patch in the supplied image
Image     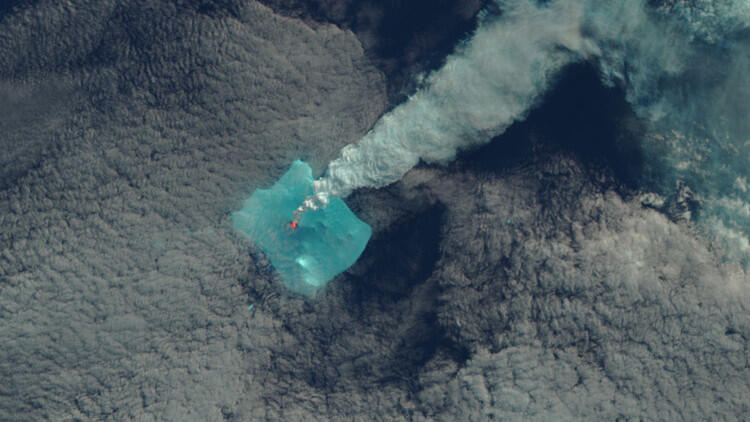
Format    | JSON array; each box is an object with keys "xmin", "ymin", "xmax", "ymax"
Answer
[{"xmin": 232, "ymin": 160, "xmax": 371, "ymax": 295}]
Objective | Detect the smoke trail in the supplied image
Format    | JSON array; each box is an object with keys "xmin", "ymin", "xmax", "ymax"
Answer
[
  {"xmin": 295, "ymin": 0, "xmax": 659, "ymax": 213},
  {"xmin": 296, "ymin": 0, "xmax": 750, "ymax": 266},
  {"xmin": 295, "ymin": 0, "xmax": 593, "ymax": 216}
]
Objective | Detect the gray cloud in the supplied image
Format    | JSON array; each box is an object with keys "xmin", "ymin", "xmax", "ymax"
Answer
[
  {"xmin": 0, "ymin": 0, "xmax": 748, "ymax": 421},
  {"xmin": 0, "ymin": 1, "xmax": 385, "ymax": 420}
]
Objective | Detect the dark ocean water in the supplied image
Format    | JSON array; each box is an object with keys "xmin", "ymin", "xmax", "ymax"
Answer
[
  {"xmin": 0, "ymin": 0, "xmax": 28, "ymax": 16},
  {"xmin": 456, "ymin": 63, "xmax": 645, "ymax": 189}
]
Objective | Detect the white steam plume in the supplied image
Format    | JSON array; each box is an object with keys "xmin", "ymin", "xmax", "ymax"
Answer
[
  {"xmin": 295, "ymin": 0, "xmax": 593, "ymax": 217},
  {"xmin": 295, "ymin": 0, "xmax": 750, "ymax": 253}
]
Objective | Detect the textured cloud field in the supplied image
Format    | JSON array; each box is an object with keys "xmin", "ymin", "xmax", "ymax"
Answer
[{"xmin": 0, "ymin": 0, "xmax": 748, "ymax": 421}]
